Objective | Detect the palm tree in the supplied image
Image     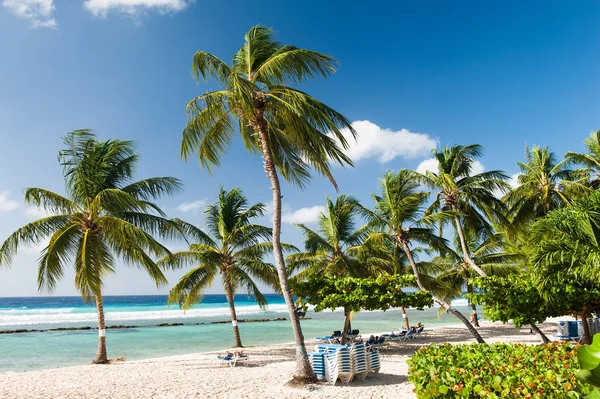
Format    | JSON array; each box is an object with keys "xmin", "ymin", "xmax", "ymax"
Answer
[
  {"xmin": 566, "ymin": 130, "xmax": 600, "ymax": 188},
  {"xmin": 432, "ymin": 230, "xmax": 517, "ymax": 328},
  {"xmin": 159, "ymin": 188, "xmax": 280, "ymax": 348},
  {"xmin": 0, "ymin": 130, "xmax": 181, "ymax": 363},
  {"xmin": 418, "ymin": 144, "xmax": 509, "ymax": 279},
  {"xmin": 504, "ymin": 146, "xmax": 573, "ymax": 229},
  {"xmin": 180, "ymin": 26, "xmax": 355, "ymax": 382},
  {"xmin": 369, "ymin": 169, "xmax": 486, "ymax": 343},
  {"xmin": 287, "ymin": 195, "xmax": 372, "ymax": 344}
]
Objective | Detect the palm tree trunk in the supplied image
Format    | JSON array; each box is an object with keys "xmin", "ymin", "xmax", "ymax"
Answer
[
  {"xmin": 256, "ymin": 127, "xmax": 316, "ymax": 383},
  {"xmin": 529, "ymin": 323, "xmax": 550, "ymax": 344},
  {"xmin": 581, "ymin": 311, "xmax": 592, "ymax": 345},
  {"xmin": 224, "ymin": 276, "xmax": 243, "ymax": 348},
  {"xmin": 467, "ymin": 284, "xmax": 480, "ymax": 327},
  {"xmin": 401, "ymin": 241, "xmax": 486, "ymax": 343},
  {"xmin": 401, "ymin": 306, "xmax": 410, "ymax": 330},
  {"xmin": 341, "ymin": 307, "xmax": 351, "ymax": 344},
  {"xmin": 94, "ymin": 292, "xmax": 108, "ymax": 364},
  {"xmin": 470, "ymin": 303, "xmax": 480, "ymax": 327},
  {"xmin": 453, "ymin": 214, "xmax": 488, "ymax": 277}
]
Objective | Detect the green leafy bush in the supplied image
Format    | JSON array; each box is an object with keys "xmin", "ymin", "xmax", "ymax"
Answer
[{"xmin": 408, "ymin": 343, "xmax": 591, "ymax": 398}]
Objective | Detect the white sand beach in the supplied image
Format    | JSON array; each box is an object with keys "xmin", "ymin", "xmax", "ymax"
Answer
[{"xmin": 0, "ymin": 322, "xmax": 556, "ymax": 399}]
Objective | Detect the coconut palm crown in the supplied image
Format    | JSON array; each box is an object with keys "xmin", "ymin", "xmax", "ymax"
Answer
[
  {"xmin": 418, "ymin": 144, "xmax": 509, "ymax": 278},
  {"xmin": 504, "ymin": 146, "xmax": 573, "ymax": 230},
  {"xmin": 0, "ymin": 130, "xmax": 182, "ymax": 363}
]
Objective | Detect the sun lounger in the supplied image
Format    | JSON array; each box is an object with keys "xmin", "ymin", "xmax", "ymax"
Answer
[
  {"xmin": 350, "ymin": 342, "xmax": 368, "ymax": 380},
  {"xmin": 216, "ymin": 352, "xmax": 248, "ymax": 367},
  {"xmin": 414, "ymin": 325, "xmax": 425, "ymax": 339},
  {"xmin": 318, "ymin": 345, "xmax": 353, "ymax": 385},
  {"xmin": 366, "ymin": 349, "xmax": 381, "ymax": 376},
  {"xmin": 308, "ymin": 352, "xmax": 326, "ymax": 380},
  {"xmin": 552, "ymin": 321, "xmax": 582, "ymax": 343}
]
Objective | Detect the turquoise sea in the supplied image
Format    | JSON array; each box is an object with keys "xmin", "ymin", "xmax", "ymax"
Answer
[{"xmin": 0, "ymin": 295, "xmax": 478, "ymax": 372}]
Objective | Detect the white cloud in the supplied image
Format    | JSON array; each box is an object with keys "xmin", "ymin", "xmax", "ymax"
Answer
[
  {"xmin": 176, "ymin": 199, "xmax": 206, "ymax": 214},
  {"xmin": 331, "ymin": 120, "xmax": 437, "ymax": 163},
  {"xmin": 415, "ymin": 158, "xmax": 439, "ymax": 175},
  {"xmin": 508, "ymin": 173, "xmax": 520, "ymax": 188},
  {"xmin": 282, "ymin": 205, "xmax": 325, "ymax": 224},
  {"xmin": 0, "ymin": 192, "xmax": 20, "ymax": 212},
  {"xmin": 416, "ymin": 158, "xmax": 485, "ymax": 176},
  {"xmin": 84, "ymin": 0, "xmax": 192, "ymax": 16},
  {"xmin": 494, "ymin": 173, "xmax": 520, "ymax": 199},
  {"xmin": 2, "ymin": 0, "xmax": 57, "ymax": 28},
  {"xmin": 22, "ymin": 239, "xmax": 49, "ymax": 254},
  {"xmin": 24, "ymin": 206, "xmax": 54, "ymax": 219}
]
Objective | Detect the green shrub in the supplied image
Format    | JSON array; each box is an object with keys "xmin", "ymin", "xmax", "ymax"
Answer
[{"xmin": 407, "ymin": 343, "xmax": 591, "ymax": 398}]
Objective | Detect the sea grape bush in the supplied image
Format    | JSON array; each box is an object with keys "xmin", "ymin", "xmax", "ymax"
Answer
[
  {"xmin": 408, "ymin": 343, "xmax": 591, "ymax": 398},
  {"xmin": 291, "ymin": 274, "xmax": 433, "ymax": 313}
]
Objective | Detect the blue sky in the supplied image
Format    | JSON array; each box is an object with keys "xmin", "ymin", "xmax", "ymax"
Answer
[{"xmin": 0, "ymin": 0, "xmax": 599, "ymax": 296}]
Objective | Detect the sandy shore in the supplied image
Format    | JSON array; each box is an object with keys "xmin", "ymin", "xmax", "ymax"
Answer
[{"xmin": 0, "ymin": 322, "xmax": 556, "ymax": 399}]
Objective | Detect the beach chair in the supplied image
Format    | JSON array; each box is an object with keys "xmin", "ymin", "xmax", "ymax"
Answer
[
  {"xmin": 366, "ymin": 349, "xmax": 381, "ymax": 377},
  {"xmin": 402, "ymin": 327, "xmax": 417, "ymax": 341},
  {"xmin": 350, "ymin": 342, "xmax": 368, "ymax": 380},
  {"xmin": 216, "ymin": 352, "xmax": 248, "ymax": 367},
  {"xmin": 348, "ymin": 329, "xmax": 361, "ymax": 342},
  {"xmin": 315, "ymin": 330, "xmax": 342, "ymax": 344},
  {"xmin": 308, "ymin": 352, "xmax": 326, "ymax": 380},
  {"xmin": 316, "ymin": 344, "xmax": 354, "ymax": 385},
  {"xmin": 382, "ymin": 332, "xmax": 404, "ymax": 341},
  {"xmin": 322, "ymin": 346, "xmax": 354, "ymax": 385},
  {"xmin": 552, "ymin": 321, "xmax": 581, "ymax": 343},
  {"xmin": 314, "ymin": 334, "xmax": 334, "ymax": 343},
  {"xmin": 414, "ymin": 325, "xmax": 425, "ymax": 339}
]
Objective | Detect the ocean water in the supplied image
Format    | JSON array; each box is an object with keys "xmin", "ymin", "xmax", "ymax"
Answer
[{"xmin": 0, "ymin": 295, "xmax": 477, "ymax": 372}]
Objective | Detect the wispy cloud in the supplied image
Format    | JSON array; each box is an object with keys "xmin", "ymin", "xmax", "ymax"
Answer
[
  {"xmin": 416, "ymin": 158, "xmax": 485, "ymax": 176},
  {"xmin": 2, "ymin": 0, "xmax": 57, "ymax": 28},
  {"xmin": 282, "ymin": 205, "xmax": 325, "ymax": 224},
  {"xmin": 24, "ymin": 206, "xmax": 55, "ymax": 219},
  {"xmin": 0, "ymin": 192, "xmax": 20, "ymax": 212},
  {"xmin": 83, "ymin": 0, "xmax": 192, "ymax": 16},
  {"xmin": 331, "ymin": 120, "xmax": 437, "ymax": 163},
  {"xmin": 176, "ymin": 199, "xmax": 206, "ymax": 214}
]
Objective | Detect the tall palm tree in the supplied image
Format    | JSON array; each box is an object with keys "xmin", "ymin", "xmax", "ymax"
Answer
[
  {"xmin": 418, "ymin": 144, "xmax": 509, "ymax": 279},
  {"xmin": 180, "ymin": 25, "xmax": 355, "ymax": 382},
  {"xmin": 369, "ymin": 169, "xmax": 486, "ymax": 343},
  {"xmin": 159, "ymin": 188, "xmax": 280, "ymax": 348},
  {"xmin": 287, "ymin": 195, "xmax": 372, "ymax": 344},
  {"xmin": 566, "ymin": 130, "xmax": 600, "ymax": 188},
  {"xmin": 504, "ymin": 146, "xmax": 573, "ymax": 229},
  {"xmin": 0, "ymin": 130, "xmax": 181, "ymax": 363}
]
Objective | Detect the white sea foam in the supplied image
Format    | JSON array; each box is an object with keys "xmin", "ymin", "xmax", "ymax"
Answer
[{"xmin": 0, "ymin": 304, "xmax": 290, "ymax": 327}]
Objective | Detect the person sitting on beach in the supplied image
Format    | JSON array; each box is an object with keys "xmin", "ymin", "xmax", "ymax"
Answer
[
  {"xmin": 218, "ymin": 351, "xmax": 234, "ymax": 360},
  {"xmin": 411, "ymin": 322, "xmax": 423, "ymax": 329},
  {"xmin": 364, "ymin": 335, "xmax": 376, "ymax": 345}
]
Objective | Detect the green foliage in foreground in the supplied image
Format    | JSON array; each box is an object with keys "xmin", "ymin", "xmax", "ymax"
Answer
[
  {"xmin": 577, "ymin": 334, "xmax": 600, "ymax": 398},
  {"xmin": 291, "ymin": 274, "xmax": 433, "ymax": 313},
  {"xmin": 408, "ymin": 343, "xmax": 591, "ymax": 398}
]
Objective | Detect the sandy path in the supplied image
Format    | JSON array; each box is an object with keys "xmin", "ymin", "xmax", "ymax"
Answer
[{"xmin": 0, "ymin": 322, "xmax": 556, "ymax": 399}]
